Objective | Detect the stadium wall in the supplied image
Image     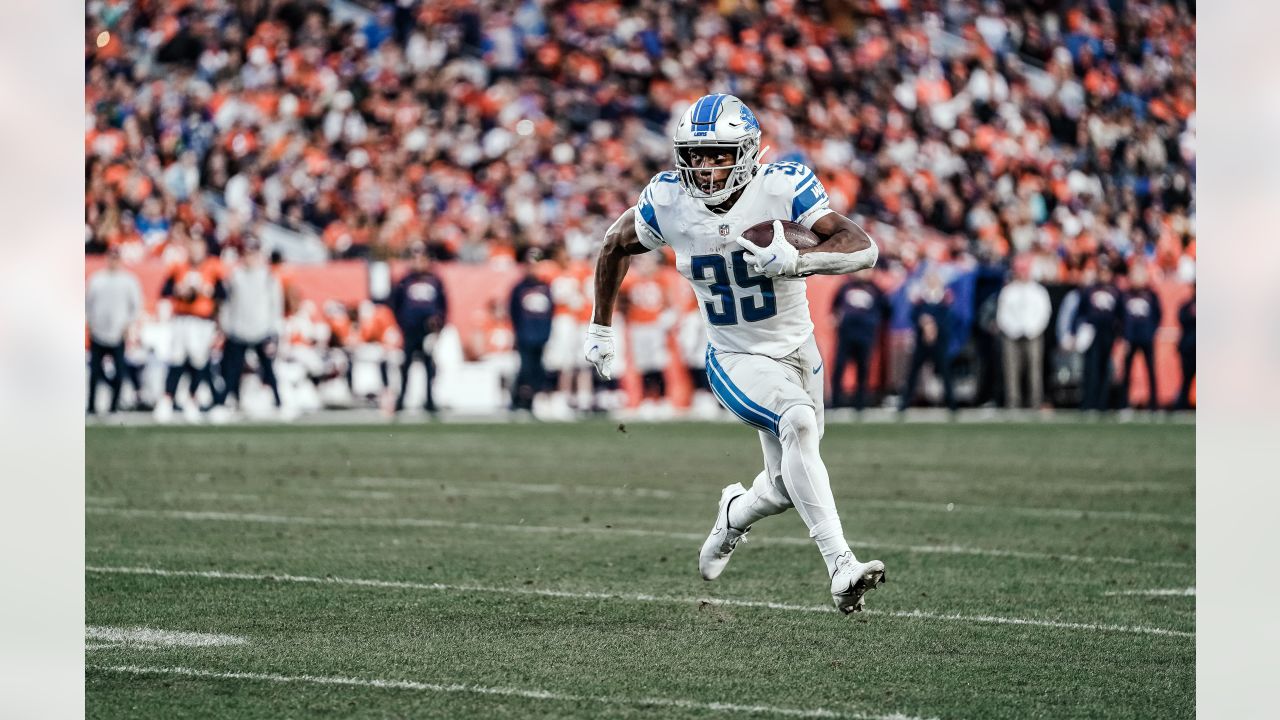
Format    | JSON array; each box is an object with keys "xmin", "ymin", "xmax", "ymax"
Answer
[{"xmin": 85, "ymin": 257, "xmax": 1191, "ymax": 409}]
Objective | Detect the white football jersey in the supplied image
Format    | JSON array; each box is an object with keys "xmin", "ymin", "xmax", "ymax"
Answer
[{"xmin": 633, "ymin": 161, "xmax": 833, "ymax": 358}]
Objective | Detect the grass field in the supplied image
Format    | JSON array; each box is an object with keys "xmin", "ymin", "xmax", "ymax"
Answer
[{"xmin": 85, "ymin": 420, "xmax": 1194, "ymax": 719}]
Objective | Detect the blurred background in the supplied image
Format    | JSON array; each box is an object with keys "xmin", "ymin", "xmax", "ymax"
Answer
[{"xmin": 83, "ymin": 0, "xmax": 1196, "ymax": 423}]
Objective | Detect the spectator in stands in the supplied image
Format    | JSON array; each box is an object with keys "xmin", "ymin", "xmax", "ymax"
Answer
[
  {"xmin": 1120, "ymin": 265, "xmax": 1162, "ymax": 411},
  {"xmin": 508, "ymin": 249, "xmax": 554, "ymax": 413},
  {"xmin": 1175, "ymin": 287, "xmax": 1196, "ymax": 410},
  {"xmin": 219, "ymin": 238, "xmax": 284, "ymax": 414},
  {"xmin": 390, "ymin": 241, "xmax": 448, "ymax": 414},
  {"xmin": 830, "ymin": 273, "xmax": 889, "ymax": 412},
  {"xmin": 157, "ymin": 236, "xmax": 225, "ymax": 422},
  {"xmin": 996, "ymin": 255, "xmax": 1051, "ymax": 409},
  {"xmin": 1075, "ymin": 261, "xmax": 1125, "ymax": 411},
  {"xmin": 899, "ymin": 270, "xmax": 956, "ymax": 414},
  {"xmin": 84, "ymin": 0, "xmax": 1196, "ymax": 283},
  {"xmin": 86, "ymin": 246, "xmax": 143, "ymax": 415}
]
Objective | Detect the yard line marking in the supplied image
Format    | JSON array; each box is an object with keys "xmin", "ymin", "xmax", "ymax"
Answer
[
  {"xmin": 352, "ymin": 477, "xmax": 677, "ymax": 499},
  {"xmin": 851, "ymin": 500, "xmax": 1193, "ymax": 525},
  {"xmin": 85, "ymin": 496, "xmax": 124, "ymax": 505},
  {"xmin": 1104, "ymin": 588, "xmax": 1196, "ymax": 597},
  {"xmin": 87, "ymin": 664, "xmax": 928, "ymax": 719},
  {"xmin": 85, "ymin": 506, "xmax": 1190, "ymax": 568},
  {"xmin": 86, "ymin": 626, "xmax": 248, "ymax": 647},
  {"xmin": 349, "ymin": 476, "xmax": 1187, "ymax": 502},
  {"xmin": 86, "ymin": 565, "xmax": 1195, "ymax": 639}
]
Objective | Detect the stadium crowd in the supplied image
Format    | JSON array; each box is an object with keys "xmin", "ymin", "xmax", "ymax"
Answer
[{"xmin": 84, "ymin": 0, "xmax": 1196, "ymax": 418}]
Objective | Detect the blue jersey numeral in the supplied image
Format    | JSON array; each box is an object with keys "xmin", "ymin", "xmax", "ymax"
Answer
[
  {"xmin": 690, "ymin": 255, "xmax": 737, "ymax": 325},
  {"xmin": 690, "ymin": 252, "xmax": 777, "ymax": 326}
]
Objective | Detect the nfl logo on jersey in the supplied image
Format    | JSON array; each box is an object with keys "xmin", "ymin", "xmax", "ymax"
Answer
[{"xmin": 719, "ymin": 224, "xmax": 730, "ymax": 237}]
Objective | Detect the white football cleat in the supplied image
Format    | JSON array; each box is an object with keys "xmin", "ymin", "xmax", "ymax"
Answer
[
  {"xmin": 698, "ymin": 482, "xmax": 750, "ymax": 581},
  {"xmin": 830, "ymin": 554, "xmax": 887, "ymax": 614}
]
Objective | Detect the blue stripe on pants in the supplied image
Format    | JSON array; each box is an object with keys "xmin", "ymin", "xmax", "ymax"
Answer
[{"xmin": 705, "ymin": 347, "xmax": 780, "ymax": 436}]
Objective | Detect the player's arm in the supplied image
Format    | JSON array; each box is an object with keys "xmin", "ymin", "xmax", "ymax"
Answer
[
  {"xmin": 590, "ymin": 207, "xmax": 648, "ymax": 327},
  {"xmin": 795, "ymin": 212, "xmax": 879, "ymax": 276},
  {"xmin": 584, "ymin": 207, "xmax": 648, "ymax": 379}
]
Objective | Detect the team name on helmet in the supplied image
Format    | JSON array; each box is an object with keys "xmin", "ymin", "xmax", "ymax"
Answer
[{"xmin": 673, "ymin": 94, "xmax": 763, "ymax": 206}]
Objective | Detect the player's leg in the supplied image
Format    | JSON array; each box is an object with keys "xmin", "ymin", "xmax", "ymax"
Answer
[
  {"xmin": 423, "ymin": 346, "xmax": 438, "ymax": 412},
  {"xmin": 105, "ymin": 341, "xmax": 126, "ymax": 413},
  {"xmin": 778, "ymin": 336, "xmax": 850, "ymax": 575},
  {"xmin": 1027, "ymin": 336, "xmax": 1044, "ymax": 409},
  {"xmin": 899, "ymin": 340, "xmax": 928, "ymax": 411},
  {"xmin": 395, "ymin": 335, "xmax": 420, "ymax": 412},
  {"xmin": 221, "ymin": 337, "xmax": 246, "ymax": 407},
  {"xmin": 163, "ymin": 317, "xmax": 189, "ymax": 406},
  {"xmin": 699, "ymin": 429, "xmax": 792, "ymax": 581},
  {"xmin": 87, "ymin": 342, "xmax": 108, "ymax": 414},
  {"xmin": 1120, "ymin": 343, "xmax": 1137, "ymax": 409},
  {"xmin": 705, "ymin": 340, "xmax": 870, "ymax": 584},
  {"xmin": 1141, "ymin": 342, "xmax": 1157, "ymax": 410},
  {"xmin": 936, "ymin": 345, "xmax": 956, "ymax": 412},
  {"xmin": 830, "ymin": 336, "xmax": 851, "ymax": 408},
  {"xmin": 189, "ymin": 319, "xmax": 217, "ymax": 410},
  {"xmin": 253, "ymin": 340, "xmax": 283, "ymax": 407},
  {"xmin": 1003, "ymin": 335, "xmax": 1022, "ymax": 409},
  {"xmin": 852, "ymin": 339, "xmax": 872, "ymax": 412},
  {"xmin": 1176, "ymin": 344, "xmax": 1195, "ymax": 410},
  {"xmin": 727, "ymin": 431, "xmax": 792, "ymax": 529}
]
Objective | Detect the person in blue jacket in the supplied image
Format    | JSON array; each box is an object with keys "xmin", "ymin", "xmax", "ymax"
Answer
[
  {"xmin": 390, "ymin": 241, "xmax": 449, "ymax": 414},
  {"xmin": 1075, "ymin": 261, "xmax": 1124, "ymax": 411},
  {"xmin": 509, "ymin": 248, "xmax": 554, "ymax": 412},
  {"xmin": 830, "ymin": 275, "xmax": 889, "ymax": 411},
  {"xmin": 899, "ymin": 270, "xmax": 956, "ymax": 413},
  {"xmin": 1175, "ymin": 288, "xmax": 1195, "ymax": 410},
  {"xmin": 1120, "ymin": 266, "xmax": 1162, "ymax": 410}
]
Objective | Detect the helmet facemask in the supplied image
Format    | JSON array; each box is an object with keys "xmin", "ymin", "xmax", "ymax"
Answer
[{"xmin": 674, "ymin": 134, "xmax": 761, "ymax": 207}]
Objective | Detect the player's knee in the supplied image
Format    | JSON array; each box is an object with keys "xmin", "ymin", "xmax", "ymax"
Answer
[
  {"xmin": 762, "ymin": 481, "xmax": 792, "ymax": 511},
  {"xmin": 779, "ymin": 404, "xmax": 819, "ymax": 445}
]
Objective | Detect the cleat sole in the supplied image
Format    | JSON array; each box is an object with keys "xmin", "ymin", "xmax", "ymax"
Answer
[{"xmin": 833, "ymin": 563, "xmax": 886, "ymax": 615}]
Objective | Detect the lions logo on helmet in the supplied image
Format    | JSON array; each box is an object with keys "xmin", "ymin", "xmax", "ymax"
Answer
[{"xmin": 673, "ymin": 94, "xmax": 763, "ymax": 206}]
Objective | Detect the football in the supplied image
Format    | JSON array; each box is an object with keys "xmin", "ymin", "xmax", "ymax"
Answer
[{"xmin": 740, "ymin": 219, "xmax": 821, "ymax": 250}]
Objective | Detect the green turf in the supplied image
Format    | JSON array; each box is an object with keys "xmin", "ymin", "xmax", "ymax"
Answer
[{"xmin": 86, "ymin": 421, "xmax": 1194, "ymax": 719}]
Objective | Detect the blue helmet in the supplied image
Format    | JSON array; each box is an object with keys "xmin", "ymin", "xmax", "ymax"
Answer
[{"xmin": 672, "ymin": 94, "xmax": 763, "ymax": 206}]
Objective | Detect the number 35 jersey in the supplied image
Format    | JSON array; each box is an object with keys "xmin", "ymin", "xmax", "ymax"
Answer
[{"xmin": 632, "ymin": 162, "xmax": 833, "ymax": 358}]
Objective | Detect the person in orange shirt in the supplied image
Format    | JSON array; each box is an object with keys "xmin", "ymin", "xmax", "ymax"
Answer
[
  {"xmin": 541, "ymin": 245, "xmax": 596, "ymax": 415},
  {"xmin": 619, "ymin": 253, "xmax": 676, "ymax": 410},
  {"xmin": 352, "ymin": 300, "xmax": 402, "ymax": 409},
  {"xmin": 155, "ymin": 236, "xmax": 225, "ymax": 422}
]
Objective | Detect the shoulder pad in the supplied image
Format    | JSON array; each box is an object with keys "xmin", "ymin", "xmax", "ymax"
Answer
[
  {"xmin": 759, "ymin": 162, "xmax": 818, "ymax": 197},
  {"xmin": 643, "ymin": 171, "xmax": 682, "ymax": 206}
]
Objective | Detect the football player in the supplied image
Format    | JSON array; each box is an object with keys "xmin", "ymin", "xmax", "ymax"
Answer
[
  {"xmin": 584, "ymin": 94, "xmax": 886, "ymax": 613},
  {"xmin": 156, "ymin": 235, "xmax": 225, "ymax": 422}
]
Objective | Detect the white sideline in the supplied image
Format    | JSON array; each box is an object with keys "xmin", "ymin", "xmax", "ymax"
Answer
[
  {"xmin": 355, "ymin": 476, "xmax": 678, "ymax": 499},
  {"xmin": 1104, "ymin": 588, "xmax": 1196, "ymax": 597},
  {"xmin": 85, "ymin": 506, "xmax": 1191, "ymax": 568},
  {"xmin": 851, "ymin": 500, "xmax": 1194, "ymax": 525},
  {"xmin": 87, "ymin": 664, "xmax": 929, "ymax": 720},
  {"xmin": 85, "ymin": 565, "xmax": 1195, "ymax": 639},
  {"xmin": 350, "ymin": 475, "xmax": 1190, "ymax": 500},
  {"xmin": 86, "ymin": 626, "xmax": 248, "ymax": 647}
]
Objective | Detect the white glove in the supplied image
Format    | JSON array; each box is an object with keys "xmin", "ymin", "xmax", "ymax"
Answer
[
  {"xmin": 734, "ymin": 220, "xmax": 800, "ymax": 278},
  {"xmin": 583, "ymin": 323, "xmax": 616, "ymax": 380}
]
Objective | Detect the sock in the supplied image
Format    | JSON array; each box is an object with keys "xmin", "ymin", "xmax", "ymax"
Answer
[
  {"xmin": 778, "ymin": 405, "xmax": 852, "ymax": 575},
  {"xmin": 728, "ymin": 470, "xmax": 792, "ymax": 530}
]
